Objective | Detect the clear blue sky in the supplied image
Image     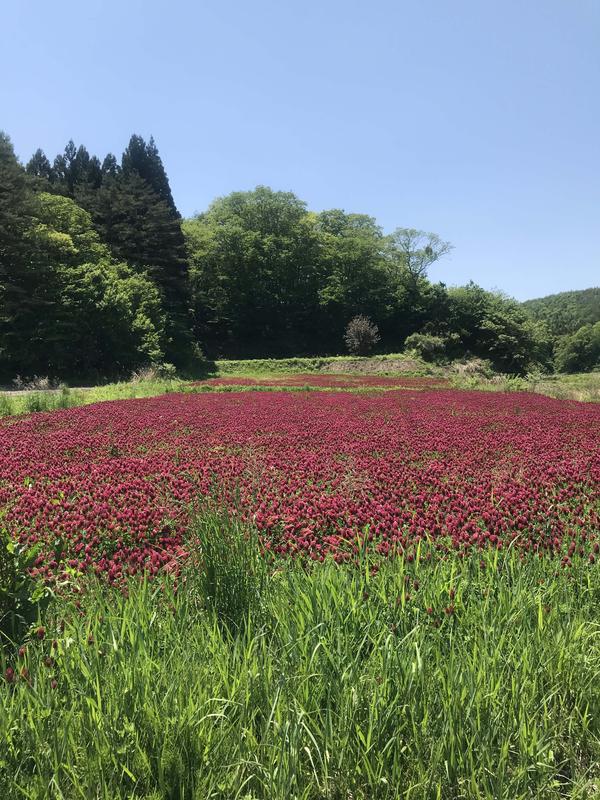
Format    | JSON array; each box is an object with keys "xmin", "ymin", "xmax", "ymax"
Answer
[{"xmin": 2, "ymin": 0, "xmax": 599, "ymax": 300}]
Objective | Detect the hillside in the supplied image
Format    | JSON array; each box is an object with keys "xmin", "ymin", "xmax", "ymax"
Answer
[{"xmin": 523, "ymin": 287, "xmax": 600, "ymax": 336}]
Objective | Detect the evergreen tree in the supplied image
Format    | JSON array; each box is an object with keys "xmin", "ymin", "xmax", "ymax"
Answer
[
  {"xmin": 86, "ymin": 155, "xmax": 102, "ymax": 189},
  {"xmin": 52, "ymin": 140, "xmax": 77, "ymax": 192},
  {"xmin": 89, "ymin": 171, "xmax": 191, "ymax": 363},
  {"xmin": 52, "ymin": 141, "xmax": 103, "ymax": 194},
  {"xmin": 101, "ymin": 153, "xmax": 120, "ymax": 178},
  {"xmin": 25, "ymin": 148, "xmax": 53, "ymax": 182},
  {"xmin": 121, "ymin": 134, "xmax": 179, "ymax": 216},
  {"xmin": 0, "ymin": 134, "xmax": 56, "ymax": 377},
  {"xmin": 0, "ymin": 133, "xmax": 32, "ymax": 259}
]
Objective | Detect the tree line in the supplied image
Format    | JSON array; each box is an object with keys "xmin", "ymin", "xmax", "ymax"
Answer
[{"xmin": 0, "ymin": 130, "xmax": 597, "ymax": 381}]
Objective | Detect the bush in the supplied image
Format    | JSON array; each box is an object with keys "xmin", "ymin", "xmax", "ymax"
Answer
[
  {"xmin": 404, "ymin": 332, "xmax": 448, "ymax": 362},
  {"xmin": 131, "ymin": 362, "xmax": 178, "ymax": 383},
  {"xmin": 344, "ymin": 315, "xmax": 381, "ymax": 356}
]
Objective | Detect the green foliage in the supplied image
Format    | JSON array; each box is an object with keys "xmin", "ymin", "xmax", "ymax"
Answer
[
  {"xmin": 184, "ymin": 194, "xmax": 458, "ymax": 360},
  {"xmin": 523, "ymin": 287, "xmax": 600, "ymax": 337},
  {"xmin": 184, "ymin": 186, "xmax": 324, "ymax": 357},
  {"xmin": 404, "ymin": 331, "xmax": 449, "ymax": 362},
  {"xmin": 316, "ymin": 210, "xmax": 394, "ymax": 343},
  {"xmin": 3, "ymin": 548, "xmax": 600, "ymax": 797},
  {"xmin": 0, "ymin": 133, "xmax": 41, "ymax": 372},
  {"xmin": 385, "ymin": 227, "xmax": 453, "ymax": 281},
  {"xmin": 25, "ymin": 148, "xmax": 53, "ymax": 181},
  {"xmin": 446, "ymin": 283, "xmax": 551, "ymax": 373},
  {"xmin": 2, "ymin": 188, "xmax": 167, "ymax": 380},
  {"xmin": 83, "ymin": 171, "xmax": 191, "ymax": 363},
  {"xmin": 0, "ymin": 376, "xmax": 193, "ymax": 420},
  {"xmin": 0, "ymin": 531, "xmax": 49, "ymax": 645},
  {"xmin": 50, "ymin": 140, "xmax": 102, "ymax": 196},
  {"xmin": 190, "ymin": 509, "xmax": 266, "ymax": 632},
  {"xmin": 213, "ymin": 353, "xmax": 430, "ymax": 376},
  {"xmin": 450, "ymin": 368, "xmax": 600, "ymax": 402},
  {"xmin": 22, "ymin": 134, "xmax": 193, "ymax": 369},
  {"xmin": 554, "ymin": 322, "xmax": 600, "ymax": 373},
  {"xmin": 344, "ymin": 315, "xmax": 381, "ymax": 355},
  {"xmin": 1, "ymin": 127, "xmax": 590, "ymax": 378},
  {"xmin": 121, "ymin": 134, "xmax": 179, "ymax": 217}
]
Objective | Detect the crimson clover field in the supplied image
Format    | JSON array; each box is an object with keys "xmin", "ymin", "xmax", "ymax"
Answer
[
  {"xmin": 4, "ymin": 377, "xmax": 600, "ymax": 800},
  {"xmin": 2, "ymin": 378, "xmax": 599, "ymax": 580}
]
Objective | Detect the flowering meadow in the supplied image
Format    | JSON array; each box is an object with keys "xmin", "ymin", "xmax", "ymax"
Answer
[
  {"xmin": 1, "ymin": 384, "xmax": 598, "ymax": 582},
  {"xmin": 2, "ymin": 381, "xmax": 600, "ymax": 799}
]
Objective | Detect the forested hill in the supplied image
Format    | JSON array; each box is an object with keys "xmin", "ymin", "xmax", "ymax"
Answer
[
  {"xmin": 523, "ymin": 288, "xmax": 600, "ymax": 337},
  {"xmin": 1, "ymin": 128, "xmax": 599, "ymax": 380}
]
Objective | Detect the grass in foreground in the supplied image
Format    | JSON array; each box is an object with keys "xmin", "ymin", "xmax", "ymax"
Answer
[{"xmin": 2, "ymin": 514, "xmax": 600, "ymax": 799}]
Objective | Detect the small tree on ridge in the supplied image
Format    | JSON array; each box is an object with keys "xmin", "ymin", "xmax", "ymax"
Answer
[{"xmin": 344, "ymin": 315, "xmax": 381, "ymax": 356}]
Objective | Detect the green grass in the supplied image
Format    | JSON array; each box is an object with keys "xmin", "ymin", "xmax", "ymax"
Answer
[
  {"xmin": 0, "ymin": 379, "xmax": 185, "ymax": 418},
  {"xmin": 214, "ymin": 353, "xmax": 433, "ymax": 377},
  {"xmin": 526, "ymin": 371, "xmax": 600, "ymax": 402},
  {"xmin": 0, "ymin": 377, "xmax": 428, "ymax": 419},
  {"xmin": 2, "ymin": 515, "xmax": 600, "ymax": 799},
  {"xmin": 451, "ymin": 371, "xmax": 600, "ymax": 402}
]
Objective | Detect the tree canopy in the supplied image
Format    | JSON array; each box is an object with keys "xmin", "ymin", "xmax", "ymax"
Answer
[{"xmin": 1, "ymin": 128, "xmax": 596, "ymax": 380}]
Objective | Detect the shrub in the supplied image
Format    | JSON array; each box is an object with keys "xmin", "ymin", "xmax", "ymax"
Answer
[
  {"xmin": 12, "ymin": 375, "xmax": 55, "ymax": 391},
  {"xmin": 404, "ymin": 332, "xmax": 448, "ymax": 362},
  {"xmin": 344, "ymin": 315, "xmax": 381, "ymax": 356},
  {"xmin": 131, "ymin": 362, "xmax": 178, "ymax": 383},
  {"xmin": 451, "ymin": 357, "xmax": 494, "ymax": 378}
]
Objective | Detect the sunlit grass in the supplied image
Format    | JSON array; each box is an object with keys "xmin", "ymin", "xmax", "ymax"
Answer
[
  {"xmin": 2, "ymin": 518, "xmax": 600, "ymax": 799},
  {"xmin": 451, "ymin": 371, "xmax": 600, "ymax": 402}
]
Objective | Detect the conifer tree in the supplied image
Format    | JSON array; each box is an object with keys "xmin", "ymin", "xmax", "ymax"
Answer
[
  {"xmin": 25, "ymin": 148, "xmax": 53, "ymax": 182},
  {"xmin": 89, "ymin": 171, "xmax": 191, "ymax": 363},
  {"xmin": 121, "ymin": 134, "xmax": 179, "ymax": 216},
  {"xmin": 101, "ymin": 153, "xmax": 120, "ymax": 178},
  {"xmin": 0, "ymin": 133, "xmax": 55, "ymax": 377}
]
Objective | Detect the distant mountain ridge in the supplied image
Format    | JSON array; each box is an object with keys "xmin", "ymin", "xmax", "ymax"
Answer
[{"xmin": 522, "ymin": 287, "xmax": 600, "ymax": 337}]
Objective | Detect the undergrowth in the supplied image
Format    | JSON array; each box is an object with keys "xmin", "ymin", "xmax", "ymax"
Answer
[{"xmin": 2, "ymin": 516, "xmax": 600, "ymax": 798}]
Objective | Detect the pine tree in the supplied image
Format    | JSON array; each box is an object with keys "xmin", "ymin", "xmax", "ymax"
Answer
[
  {"xmin": 52, "ymin": 140, "xmax": 77, "ymax": 191},
  {"xmin": 86, "ymin": 154, "xmax": 103, "ymax": 189}
]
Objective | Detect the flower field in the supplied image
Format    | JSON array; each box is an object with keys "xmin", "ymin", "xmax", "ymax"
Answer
[
  {"xmin": 3, "ymin": 380, "xmax": 600, "ymax": 799},
  {"xmin": 1, "ymin": 383, "xmax": 598, "ymax": 581}
]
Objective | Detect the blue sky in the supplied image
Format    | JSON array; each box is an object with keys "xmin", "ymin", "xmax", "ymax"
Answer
[{"xmin": 1, "ymin": 0, "xmax": 598, "ymax": 300}]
